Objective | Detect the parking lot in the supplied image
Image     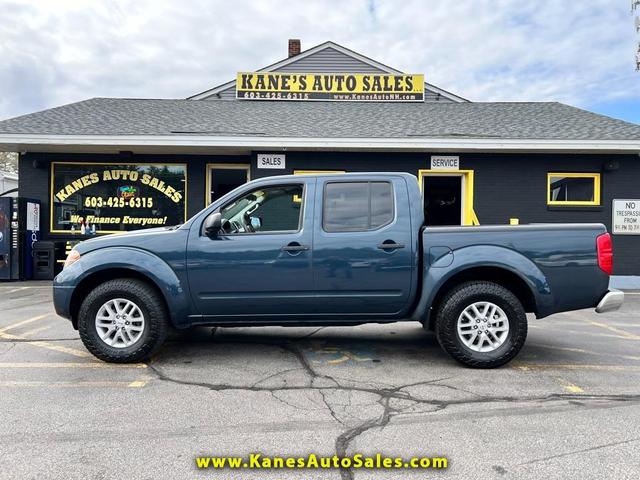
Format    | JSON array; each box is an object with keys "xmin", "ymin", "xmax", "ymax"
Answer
[{"xmin": 0, "ymin": 282, "xmax": 639, "ymax": 479}]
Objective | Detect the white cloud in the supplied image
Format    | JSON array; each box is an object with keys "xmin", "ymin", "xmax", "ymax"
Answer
[{"xmin": 0, "ymin": 0, "xmax": 638, "ymax": 119}]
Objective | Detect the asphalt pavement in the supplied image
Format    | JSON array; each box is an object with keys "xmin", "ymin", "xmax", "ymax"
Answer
[{"xmin": 1, "ymin": 282, "xmax": 639, "ymax": 479}]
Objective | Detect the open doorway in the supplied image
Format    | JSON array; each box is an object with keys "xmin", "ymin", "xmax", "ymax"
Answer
[
  {"xmin": 422, "ymin": 175, "xmax": 463, "ymax": 226},
  {"xmin": 207, "ymin": 164, "xmax": 250, "ymax": 205}
]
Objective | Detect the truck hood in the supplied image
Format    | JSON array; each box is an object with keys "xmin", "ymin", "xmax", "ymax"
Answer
[{"xmin": 73, "ymin": 225, "xmax": 184, "ymax": 254}]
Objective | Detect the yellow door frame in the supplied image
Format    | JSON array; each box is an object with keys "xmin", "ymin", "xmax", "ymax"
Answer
[
  {"xmin": 205, "ymin": 163, "xmax": 251, "ymax": 206},
  {"xmin": 417, "ymin": 169, "xmax": 479, "ymax": 226}
]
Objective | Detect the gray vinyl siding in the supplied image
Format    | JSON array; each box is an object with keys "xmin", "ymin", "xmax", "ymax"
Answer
[
  {"xmin": 214, "ymin": 86, "xmax": 240, "ymax": 100},
  {"xmin": 275, "ymin": 47, "xmax": 386, "ymax": 73},
  {"xmin": 210, "ymin": 47, "xmax": 455, "ymax": 102}
]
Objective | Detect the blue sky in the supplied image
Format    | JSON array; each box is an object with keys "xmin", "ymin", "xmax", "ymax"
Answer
[
  {"xmin": 0, "ymin": 0, "xmax": 638, "ymax": 125},
  {"xmin": 590, "ymin": 99, "xmax": 640, "ymax": 124}
]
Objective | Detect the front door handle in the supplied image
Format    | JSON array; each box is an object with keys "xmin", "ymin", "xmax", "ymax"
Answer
[
  {"xmin": 377, "ymin": 241, "xmax": 405, "ymax": 250},
  {"xmin": 282, "ymin": 242, "xmax": 309, "ymax": 253}
]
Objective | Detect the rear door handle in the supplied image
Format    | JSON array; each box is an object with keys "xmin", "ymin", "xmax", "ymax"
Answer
[
  {"xmin": 377, "ymin": 242, "xmax": 405, "ymax": 250},
  {"xmin": 282, "ymin": 242, "xmax": 309, "ymax": 252}
]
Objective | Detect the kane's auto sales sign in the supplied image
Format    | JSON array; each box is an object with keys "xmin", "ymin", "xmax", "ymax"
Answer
[{"xmin": 236, "ymin": 72, "xmax": 424, "ymax": 102}]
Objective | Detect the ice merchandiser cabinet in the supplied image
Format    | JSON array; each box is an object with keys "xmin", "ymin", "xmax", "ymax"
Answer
[{"xmin": 0, "ymin": 197, "xmax": 41, "ymax": 280}]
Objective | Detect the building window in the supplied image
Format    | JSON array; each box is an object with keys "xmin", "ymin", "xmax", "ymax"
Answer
[
  {"xmin": 323, "ymin": 181, "xmax": 394, "ymax": 232},
  {"xmin": 219, "ymin": 184, "xmax": 303, "ymax": 234},
  {"xmin": 547, "ymin": 173, "xmax": 601, "ymax": 206},
  {"xmin": 51, "ymin": 162, "xmax": 187, "ymax": 234}
]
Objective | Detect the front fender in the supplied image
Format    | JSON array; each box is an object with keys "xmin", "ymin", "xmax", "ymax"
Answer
[
  {"xmin": 54, "ymin": 247, "xmax": 191, "ymax": 327},
  {"xmin": 412, "ymin": 245, "xmax": 554, "ymax": 325}
]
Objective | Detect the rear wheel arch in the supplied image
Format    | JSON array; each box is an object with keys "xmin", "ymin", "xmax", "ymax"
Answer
[{"xmin": 426, "ymin": 266, "xmax": 537, "ymax": 330}]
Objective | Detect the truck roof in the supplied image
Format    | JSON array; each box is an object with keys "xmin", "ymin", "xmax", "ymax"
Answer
[{"xmin": 253, "ymin": 172, "xmax": 419, "ymax": 181}]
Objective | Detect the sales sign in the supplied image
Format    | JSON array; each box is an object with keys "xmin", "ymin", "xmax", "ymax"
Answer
[
  {"xmin": 257, "ymin": 154, "xmax": 286, "ymax": 169},
  {"xmin": 612, "ymin": 199, "xmax": 640, "ymax": 235},
  {"xmin": 237, "ymin": 72, "xmax": 424, "ymax": 102}
]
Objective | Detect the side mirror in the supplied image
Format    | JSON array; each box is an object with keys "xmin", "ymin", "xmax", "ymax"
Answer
[{"xmin": 203, "ymin": 213, "xmax": 222, "ymax": 237}]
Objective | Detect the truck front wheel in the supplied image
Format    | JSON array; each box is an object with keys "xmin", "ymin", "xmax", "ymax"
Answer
[
  {"xmin": 435, "ymin": 281, "xmax": 528, "ymax": 368},
  {"xmin": 78, "ymin": 278, "xmax": 169, "ymax": 363}
]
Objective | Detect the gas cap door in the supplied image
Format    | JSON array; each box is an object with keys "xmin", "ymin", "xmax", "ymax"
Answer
[{"xmin": 429, "ymin": 246, "xmax": 454, "ymax": 267}]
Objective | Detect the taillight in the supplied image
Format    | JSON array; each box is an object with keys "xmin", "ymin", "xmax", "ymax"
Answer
[{"xmin": 596, "ymin": 233, "xmax": 613, "ymax": 275}]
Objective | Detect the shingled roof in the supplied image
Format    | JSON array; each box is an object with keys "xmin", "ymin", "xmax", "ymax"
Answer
[{"xmin": 0, "ymin": 98, "xmax": 639, "ymax": 141}]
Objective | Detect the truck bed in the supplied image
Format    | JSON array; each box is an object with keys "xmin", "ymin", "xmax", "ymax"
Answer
[{"xmin": 421, "ymin": 223, "xmax": 610, "ymax": 318}]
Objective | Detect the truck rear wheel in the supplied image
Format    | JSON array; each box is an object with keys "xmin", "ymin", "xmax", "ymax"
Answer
[
  {"xmin": 435, "ymin": 281, "xmax": 527, "ymax": 368},
  {"xmin": 78, "ymin": 278, "xmax": 169, "ymax": 363}
]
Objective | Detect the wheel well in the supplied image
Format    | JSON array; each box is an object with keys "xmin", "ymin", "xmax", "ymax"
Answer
[
  {"xmin": 428, "ymin": 267, "xmax": 537, "ymax": 328},
  {"xmin": 69, "ymin": 268, "xmax": 168, "ymax": 329}
]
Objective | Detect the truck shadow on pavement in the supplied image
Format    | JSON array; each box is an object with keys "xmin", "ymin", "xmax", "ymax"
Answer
[{"xmin": 160, "ymin": 324, "xmax": 451, "ymax": 367}]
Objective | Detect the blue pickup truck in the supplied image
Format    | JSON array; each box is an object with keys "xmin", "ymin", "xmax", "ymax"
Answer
[{"xmin": 54, "ymin": 173, "xmax": 623, "ymax": 368}]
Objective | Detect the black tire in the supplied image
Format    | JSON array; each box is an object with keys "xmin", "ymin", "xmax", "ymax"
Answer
[
  {"xmin": 78, "ymin": 278, "xmax": 169, "ymax": 363},
  {"xmin": 435, "ymin": 281, "xmax": 527, "ymax": 368}
]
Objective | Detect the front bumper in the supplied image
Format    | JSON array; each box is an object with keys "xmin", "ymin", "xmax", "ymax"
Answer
[
  {"xmin": 52, "ymin": 284, "xmax": 74, "ymax": 321},
  {"xmin": 595, "ymin": 289, "xmax": 624, "ymax": 314}
]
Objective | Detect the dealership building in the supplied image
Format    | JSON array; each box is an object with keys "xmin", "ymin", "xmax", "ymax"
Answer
[{"xmin": 0, "ymin": 40, "xmax": 640, "ymax": 275}]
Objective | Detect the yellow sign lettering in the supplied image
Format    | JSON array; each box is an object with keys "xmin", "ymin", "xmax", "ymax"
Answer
[{"xmin": 236, "ymin": 72, "xmax": 424, "ymax": 102}]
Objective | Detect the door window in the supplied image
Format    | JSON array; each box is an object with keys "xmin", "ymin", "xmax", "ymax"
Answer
[
  {"xmin": 219, "ymin": 184, "xmax": 303, "ymax": 234},
  {"xmin": 323, "ymin": 182, "xmax": 394, "ymax": 232}
]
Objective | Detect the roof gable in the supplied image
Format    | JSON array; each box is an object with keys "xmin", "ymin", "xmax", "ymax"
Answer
[{"xmin": 188, "ymin": 41, "xmax": 468, "ymax": 103}]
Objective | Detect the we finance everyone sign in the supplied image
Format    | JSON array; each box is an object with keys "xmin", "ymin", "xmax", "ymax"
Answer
[
  {"xmin": 236, "ymin": 72, "xmax": 424, "ymax": 102},
  {"xmin": 51, "ymin": 162, "xmax": 187, "ymax": 234}
]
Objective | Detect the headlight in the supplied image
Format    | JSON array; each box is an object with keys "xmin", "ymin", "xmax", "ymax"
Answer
[{"xmin": 64, "ymin": 249, "xmax": 81, "ymax": 269}]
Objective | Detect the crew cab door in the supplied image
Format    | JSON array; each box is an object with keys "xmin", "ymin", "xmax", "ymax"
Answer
[
  {"xmin": 187, "ymin": 178, "xmax": 315, "ymax": 317},
  {"xmin": 312, "ymin": 176, "xmax": 414, "ymax": 315}
]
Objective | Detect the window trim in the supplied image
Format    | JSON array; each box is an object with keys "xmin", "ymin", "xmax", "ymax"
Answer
[
  {"xmin": 205, "ymin": 163, "xmax": 250, "ymax": 207},
  {"xmin": 322, "ymin": 180, "xmax": 395, "ymax": 233},
  {"xmin": 205, "ymin": 182, "xmax": 306, "ymax": 236},
  {"xmin": 547, "ymin": 172, "xmax": 601, "ymax": 206}
]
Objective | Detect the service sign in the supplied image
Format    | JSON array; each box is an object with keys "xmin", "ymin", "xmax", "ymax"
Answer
[
  {"xmin": 236, "ymin": 72, "xmax": 424, "ymax": 102},
  {"xmin": 431, "ymin": 156, "xmax": 459, "ymax": 170},
  {"xmin": 51, "ymin": 162, "xmax": 187, "ymax": 234},
  {"xmin": 612, "ymin": 199, "xmax": 640, "ymax": 235}
]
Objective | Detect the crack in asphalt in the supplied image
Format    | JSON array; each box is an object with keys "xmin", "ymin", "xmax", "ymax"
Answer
[
  {"xmin": 1, "ymin": 316, "xmax": 638, "ymax": 479},
  {"xmin": 517, "ymin": 436, "xmax": 640, "ymax": 466},
  {"xmin": 146, "ymin": 336, "xmax": 640, "ymax": 480}
]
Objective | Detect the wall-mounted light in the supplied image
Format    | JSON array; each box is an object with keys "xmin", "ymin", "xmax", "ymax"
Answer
[{"xmin": 603, "ymin": 160, "xmax": 620, "ymax": 171}]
